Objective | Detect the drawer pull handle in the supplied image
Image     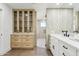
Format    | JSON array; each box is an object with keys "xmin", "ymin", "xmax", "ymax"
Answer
[
  {"xmin": 14, "ymin": 44, "xmax": 18, "ymax": 46},
  {"xmin": 25, "ymin": 45, "xmax": 30, "ymax": 46},
  {"xmin": 63, "ymin": 45, "xmax": 68, "ymax": 49},
  {"xmin": 62, "ymin": 53, "xmax": 66, "ymax": 56},
  {"xmin": 15, "ymin": 39, "xmax": 18, "ymax": 41}
]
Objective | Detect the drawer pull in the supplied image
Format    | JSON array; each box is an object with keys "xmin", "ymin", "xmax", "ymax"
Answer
[
  {"xmin": 62, "ymin": 53, "xmax": 66, "ymax": 56},
  {"xmin": 14, "ymin": 39, "xmax": 18, "ymax": 41},
  {"xmin": 63, "ymin": 45, "xmax": 68, "ymax": 49},
  {"xmin": 25, "ymin": 45, "xmax": 30, "ymax": 46}
]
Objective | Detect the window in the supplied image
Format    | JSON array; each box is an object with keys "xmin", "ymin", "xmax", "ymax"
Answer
[{"xmin": 40, "ymin": 20, "xmax": 46, "ymax": 28}]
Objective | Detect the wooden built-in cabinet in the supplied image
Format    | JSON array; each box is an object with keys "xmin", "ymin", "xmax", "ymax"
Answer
[{"xmin": 11, "ymin": 9, "xmax": 36, "ymax": 49}]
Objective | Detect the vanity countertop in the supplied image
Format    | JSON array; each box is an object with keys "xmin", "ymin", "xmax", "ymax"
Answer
[{"xmin": 50, "ymin": 33, "xmax": 79, "ymax": 49}]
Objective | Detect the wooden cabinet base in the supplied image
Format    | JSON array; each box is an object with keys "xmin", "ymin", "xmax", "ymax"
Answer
[{"xmin": 11, "ymin": 34, "xmax": 36, "ymax": 49}]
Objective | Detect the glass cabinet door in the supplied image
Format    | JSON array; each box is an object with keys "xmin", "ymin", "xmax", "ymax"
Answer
[
  {"xmin": 29, "ymin": 11, "xmax": 33, "ymax": 32},
  {"xmin": 24, "ymin": 11, "xmax": 28, "ymax": 32},
  {"xmin": 13, "ymin": 10, "xmax": 34, "ymax": 33},
  {"xmin": 14, "ymin": 11, "xmax": 17, "ymax": 32},
  {"xmin": 19, "ymin": 11, "xmax": 22, "ymax": 32}
]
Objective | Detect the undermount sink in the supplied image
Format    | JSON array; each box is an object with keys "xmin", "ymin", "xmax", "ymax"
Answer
[
  {"xmin": 61, "ymin": 33, "xmax": 79, "ymax": 42},
  {"xmin": 68, "ymin": 34, "xmax": 79, "ymax": 42}
]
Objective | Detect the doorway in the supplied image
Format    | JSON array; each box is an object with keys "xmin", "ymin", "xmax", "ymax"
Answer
[{"xmin": 37, "ymin": 19, "xmax": 46, "ymax": 48}]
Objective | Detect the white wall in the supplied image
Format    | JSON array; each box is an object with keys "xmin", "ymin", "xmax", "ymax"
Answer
[{"xmin": 0, "ymin": 3, "xmax": 12, "ymax": 55}]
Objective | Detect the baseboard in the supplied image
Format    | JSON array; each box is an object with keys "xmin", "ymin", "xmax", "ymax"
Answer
[{"xmin": 0, "ymin": 48, "xmax": 11, "ymax": 56}]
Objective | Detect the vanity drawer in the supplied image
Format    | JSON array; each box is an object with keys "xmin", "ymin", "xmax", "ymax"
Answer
[
  {"xmin": 59, "ymin": 49, "xmax": 76, "ymax": 56},
  {"xmin": 59, "ymin": 49, "xmax": 75, "ymax": 56},
  {"xmin": 59, "ymin": 40, "xmax": 76, "ymax": 56},
  {"xmin": 59, "ymin": 49, "xmax": 69, "ymax": 56}
]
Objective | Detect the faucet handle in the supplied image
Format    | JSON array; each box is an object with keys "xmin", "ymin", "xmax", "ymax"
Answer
[{"xmin": 67, "ymin": 34, "xmax": 69, "ymax": 37}]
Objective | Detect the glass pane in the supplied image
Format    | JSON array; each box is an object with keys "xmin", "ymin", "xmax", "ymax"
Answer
[
  {"xmin": 29, "ymin": 11, "xmax": 32, "ymax": 21},
  {"xmin": 29, "ymin": 21, "xmax": 32, "ymax": 32},
  {"xmin": 24, "ymin": 27, "xmax": 27, "ymax": 32},
  {"xmin": 24, "ymin": 11, "xmax": 28, "ymax": 32},
  {"xmin": 14, "ymin": 11, "xmax": 17, "ymax": 32},
  {"xmin": 24, "ymin": 11, "xmax": 28, "ymax": 21},
  {"xmin": 19, "ymin": 11, "xmax": 22, "ymax": 32},
  {"xmin": 29, "ymin": 11, "xmax": 33, "ymax": 32}
]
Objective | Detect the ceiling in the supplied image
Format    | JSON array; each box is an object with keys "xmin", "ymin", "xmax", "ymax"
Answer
[
  {"xmin": 6, "ymin": 3, "xmax": 79, "ymax": 9},
  {"xmin": 6, "ymin": 3, "xmax": 35, "ymax": 8}
]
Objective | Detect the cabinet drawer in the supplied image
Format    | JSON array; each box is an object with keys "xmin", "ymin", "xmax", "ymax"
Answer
[
  {"xmin": 59, "ymin": 40, "xmax": 76, "ymax": 56},
  {"xmin": 11, "ymin": 35, "xmax": 18, "ymax": 38},
  {"xmin": 11, "ymin": 35, "xmax": 21, "ymax": 42},
  {"xmin": 22, "ymin": 43, "xmax": 33, "ymax": 48},
  {"xmin": 12, "ymin": 42, "xmax": 21, "ymax": 48},
  {"xmin": 11, "ymin": 36, "xmax": 18, "ymax": 39},
  {"xmin": 26, "ymin": 36, "xmax": 33, "ymax": 39},
  {"xmin": 23, "ymin": 41, "xmax": 33, "ymax": 44},
  {"xmin": 12, "ymin": 39, "xmax": 21, "ymax": 42},
  {"xmin": 59, "ymin": 49, "xmax": 76, "ymax": 56},
  {"xmin": 22, "ymin": 39, "xmax": 33, "ymax": 42},
  {"xmin": 59, "ymin": 50, "xmax": 69, "ymax": 56}
]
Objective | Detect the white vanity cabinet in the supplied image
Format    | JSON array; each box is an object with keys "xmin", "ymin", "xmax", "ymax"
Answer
[
  {"xmin": 49, "ymin": 34, "xmax": 77, "ymax": 56},
  {"xmin": 49, "ymin": 36, "xmax": 59, "ymax": 56},
  {"xmin": 76, "ymin": 50, "xmax": 79, "ymax": 56}
]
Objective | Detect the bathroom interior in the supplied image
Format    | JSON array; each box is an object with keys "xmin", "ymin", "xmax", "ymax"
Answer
[{"xmin": 1, "ymin": 3, "xmax": 79, "ymax": 56}]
